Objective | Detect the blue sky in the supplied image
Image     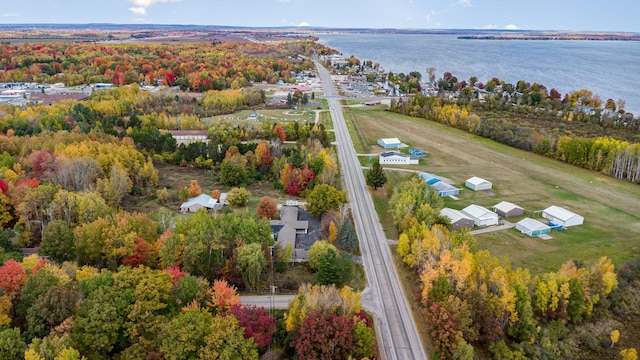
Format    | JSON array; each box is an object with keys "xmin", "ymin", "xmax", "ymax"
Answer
[{"xmin": 1, "ymin": 0, "xmax": 638, "ymax": 32}]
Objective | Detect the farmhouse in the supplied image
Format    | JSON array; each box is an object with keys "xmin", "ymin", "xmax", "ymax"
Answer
[
  {"xmin": 465, "ymin": 176, "xmax": 493, "ymax": 191},
  {"xmin": 440, "ymin": 208, "xmax": 475, "ymax": 231},
  {"xmin": 461, "ymin": 204, "xmax": 499, "ymax": 227},
  {"xmin": 433, "ymin": 182, "xmax": 460, "ymax": 197},
  {"xmin": 493, "ymin": 201, "xmax": 524, "ymax": 218},
  {"xmin": 516, "ymin": 218, "xmax": 552, "ymax": 237},
  {"xmin": 377, "ymin": 138, "xmax": 402, "ymax": 149},
  {"xmin": 418, "ymin": 172, "xmax": 441, "ymax": 185},
  {"xmin": 379, "ymin": 151, "xmax": 419, "ymax": 165},
  {"xmin": 542, "ymin": 206, "xmax": 584, "ymax": 228},
  {"xmin": 180, "ymin": 194, "xmax": 220, "ymax": 213},
  {"xmin": 270, "ymin": 206, "xmax": 309, "ymax": 260},
  {"xmin": 169, "ymin": 130, "xmax": 209, "ymax": 146}
]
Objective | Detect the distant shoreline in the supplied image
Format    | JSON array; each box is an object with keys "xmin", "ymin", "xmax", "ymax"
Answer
[{"xmin": 458, "ymin": 35, "xmax": 640, "ymax": 41}]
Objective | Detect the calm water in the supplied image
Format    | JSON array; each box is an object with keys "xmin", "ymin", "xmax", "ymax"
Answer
[{"xmin": 317, "ymin": 33, "xmax": 640, "ymax": 114}]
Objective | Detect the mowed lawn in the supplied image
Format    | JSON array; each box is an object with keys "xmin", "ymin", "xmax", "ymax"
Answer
[{"xmin": 345, "ymin": 107, "xmax": 640, "ymax": 274}]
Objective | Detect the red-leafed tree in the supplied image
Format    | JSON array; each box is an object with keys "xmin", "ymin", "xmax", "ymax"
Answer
[
  {"xmin": 122, "ymin": 236, "xmax": 158, "ymax": 268},
  {"xmin": 27, "ymin": 149, "xmax": 57, "ymax": 180},
  {"xmin": 292, "ymin": 312, "xmax": 355, "ymax": 360},
  {"xmin": 0, "ymin": 259, "xmax": 27, "ymax": 297},
  {"xmin": 0, "ymin": 179, "xmax": 7, "ymax": 194},
  {"xmin": 229, "ymin": 305, "xmax": 276, "ymax": 348},
  {"xmin": 16, "ymin": 178, "xmax": 40, "ymax": 188},
  {"xmin": 286, "ymin": 176, "xmax": 303, "ymax": 196},
  {"xmin": 164, "ymin": 266, "xmax": 187, "ymax": 285},
  {"xmin": 256, "ymin": 196, "xmax": 277, "ymax": 219}
]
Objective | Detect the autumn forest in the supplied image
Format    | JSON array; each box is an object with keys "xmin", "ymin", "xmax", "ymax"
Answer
[{"xmin": 0, "ymin": 28, "xmax": 639, "ymax": 360}]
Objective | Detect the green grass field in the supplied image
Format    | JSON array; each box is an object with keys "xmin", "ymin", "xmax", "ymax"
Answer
[
  {"xmin": 203, "ymin": 108, "xmax": 316, "ymax": 126},
  {"xmin": 347, "ymin": 107, "xmax": 640, "ymax": 273}
]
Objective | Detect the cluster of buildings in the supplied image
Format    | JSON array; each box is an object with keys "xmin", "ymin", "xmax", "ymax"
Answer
[
  {"xmin": 440, "ymin": 200, "xmax": 584, "ymax": 237},
  {"xmin": 373, "ymin": 136, "xmax": 585, "ymax": 239}
]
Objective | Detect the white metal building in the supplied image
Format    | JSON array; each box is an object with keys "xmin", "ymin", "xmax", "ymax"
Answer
[
  {"xmin": 516, "ymin": 218, "xmax": 551, "ymax": 237},
  {"xmin": 461, "ymin": 204, "xmax": 499, "ymax": 227},
  {"xmin": 377, "ymin": 138, "xmax": 402, "ymax": 149},
  {"xmin": 542, "ymin": 206, "xmax": 584, "ymax": 228},
  {"xmin": 379, "ymin": 151, "xmax": 419, "ymax": 165},
  {"xmin": 465, "ymin": 176, "xmax": 493, "ymax": 191}
]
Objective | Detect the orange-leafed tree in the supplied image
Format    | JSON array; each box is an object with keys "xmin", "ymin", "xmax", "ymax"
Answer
[
  {"xmin": 208, "ymin": 279, "xmax": 241, "ymax": 313},
  {"xmin": 188, "ymin": 179, "xmax": 202, "ymax": 197},
  {"xmin": 328, "ymin": 221, "xmax": 338, "ymax": 244},
  {"xmin": 273, "ymin": 124, "xmax": 285, "ymax": 143},
  {"xmin": 256, "ymin": 196, "xmax": 277, "ymax": 220},
  {"xmin": 211, "ymin": 189, "xmax": 221, "ymax": 200}
]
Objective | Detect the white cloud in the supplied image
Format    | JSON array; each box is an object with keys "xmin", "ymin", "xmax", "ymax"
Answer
[
  {"xmin": 458, "ymin": 0, "xmax": 472, "ymax": 7},
  {"xmin": 482, "ymin": 24, "xmax": 497, "ymax": 29},
  {"xmin": 296, "ymin": 21, "xmax": 310, "ymax": 27},
  {"xmin": 127, "ymin": 0, "xmax": 181, "ymax": 16},
  {"xmin": 2, "ymin": 13, "xmax": 19, "ymax": 17},
  {"xmin": 505, "ymin": 24, "xmax": 519, "ymax": 30},
  {"xmin": 129, "ymin": 7, "xmax": 146, "ymax": 15}
]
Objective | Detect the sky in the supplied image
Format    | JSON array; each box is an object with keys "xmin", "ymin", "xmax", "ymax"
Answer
[{"xmin": 0, "ymin": 0, "xmax": 639, "ymax": 33}]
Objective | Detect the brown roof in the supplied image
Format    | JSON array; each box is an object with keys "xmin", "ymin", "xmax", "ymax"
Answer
[{"xmin": 30, "ymin": 93, "xmax": 89, "ymax": 105}]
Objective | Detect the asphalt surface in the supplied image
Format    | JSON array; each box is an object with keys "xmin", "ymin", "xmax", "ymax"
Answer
[{"xmin": 315, "ymin": 61, "xmax": 428, "ymax": 360}]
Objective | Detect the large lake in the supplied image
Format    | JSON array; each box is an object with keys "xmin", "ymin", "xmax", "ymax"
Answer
[{"xmin": 317, "ymin": 33, "xmax": 640, "ymax": 114}]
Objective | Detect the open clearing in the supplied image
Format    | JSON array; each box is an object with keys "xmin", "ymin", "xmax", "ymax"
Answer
[{"xmin": 346, "ymin": 107, "xmax": 640, "ymax": 273}]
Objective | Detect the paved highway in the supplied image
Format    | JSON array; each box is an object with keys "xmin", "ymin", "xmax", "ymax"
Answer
[{"xmin": 315, "ymin": 61, "xmax": 428, "ymax": 360}]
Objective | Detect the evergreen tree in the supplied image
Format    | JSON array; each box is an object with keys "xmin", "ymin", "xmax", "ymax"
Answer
[
  {"xmin": 315, "ymin": 248, "xmax": 351, "ymax": 286},
  {"xmin": 338, "ymin": 218, "xmax": 358, "ymax": 253},
  {"xmin": 365, "ymin": 162, "xmax": 387, "ymax": 190}
]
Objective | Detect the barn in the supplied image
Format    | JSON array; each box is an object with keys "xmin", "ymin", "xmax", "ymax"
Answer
[
  {"xmin": 418, "ymin": 172, "xmax": 441, "ymax": 185},
  {"xmin": 516, "ymin": 218, "xmax": 551, "ymax": 237},
  {"xmin": 542, "ymin": 206, "xmax": 584, "ymax": 228},
  {"xmin": 493, "ymin": 201, "xmax": 524, "ymax": 218},
  {"xmin": 433, "ymin": 182, "xmax": 460, "ymax": 197},
  {"xmin": 377, "ymin": 138, "xmax": 402, "ymax": 149},
  {"xmin": 379, "ymin": 151, "xmax": 419, "ymax": 165},
  {"xmin": 461, "ymin": 204, "xmax": 499, "ymax": 227},
  {"xmin": 180, "ymin": 194, "xmax": 219, "ymax": 213},
  {"xmin": 465, "ymin": 176, "xmax": 493, "ymax": 191},
  {"xmin": 440, "ymin": 208, "xmax": 475, "ymax": 231}
]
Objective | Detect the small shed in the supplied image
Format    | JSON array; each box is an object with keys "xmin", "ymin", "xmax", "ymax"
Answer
[
  {"xmin": 440, "ymin": 208, "xmax": 474, "ymax": 231},
  {"xmin": 418, "ymin": 172, "xmax": 441, "ymax": 185},
  {"xmin": 377, "ymin": 138, "xmax": 402, "ymax": 149},
  {"xmin": 516, "ymin": 218, "xmax": 551, "ymax": 237},
  {"xmin": 379, "ymin": 151, "xmax": 419, "ymax": 165},
  {"xmin": 409, "ymin": 147, "xmax": 427, "ymax": 156},
  {"xmin": 542, "ymin": 206, "xmax": 584, "ymax": 228},
  {"xmin": 180, "ymin": 194, "xmax": 218, "ymax": 213},
  {"xmin": 433, "ymin": 182, "xmax": 460, "ymax": 197},
  {"xmin": 465, "ymin": 176, "xmax": 492, "ymax": 191},
  {"xmin": 461, "ymin": 204, "xmax": 499, "ymax": 227},
  {"xmin": 493, "ymin": 201, "xmax": 524, "ymax": 218}
]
